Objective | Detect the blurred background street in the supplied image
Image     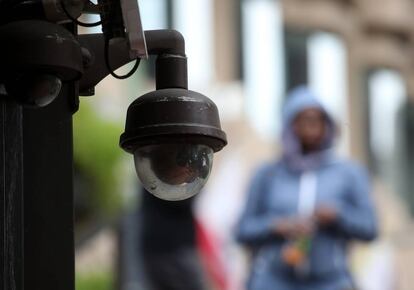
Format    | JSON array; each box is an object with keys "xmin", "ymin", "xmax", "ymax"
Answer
[{"xmin": 73, "ymin": 1, "xmax": 414, "ymax": 289}]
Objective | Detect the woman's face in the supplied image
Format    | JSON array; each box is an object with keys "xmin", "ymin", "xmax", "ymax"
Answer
[{"xmin": 293, "ymin": 108, "xmax": 327, "ymax": 153}]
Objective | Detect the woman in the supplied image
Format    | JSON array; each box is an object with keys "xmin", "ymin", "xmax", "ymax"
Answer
[{"xmin": 236, "ymin": 87, "xmax": 378, "ymax": 290}]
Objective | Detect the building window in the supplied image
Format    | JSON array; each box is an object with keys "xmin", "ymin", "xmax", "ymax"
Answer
[
  {"xmin": 366, "ymin": 69, "xmax": 414, "ymax": 214},
  {"xmin": 241, "ymin": 0, "xmax": 285, "ymax": 139}
]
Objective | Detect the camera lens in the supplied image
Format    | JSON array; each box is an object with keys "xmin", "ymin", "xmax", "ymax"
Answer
[
  {"xmin": 5, "ymin": 73, "xmax": 62, "ymax": 107},
  {"xmin": 134, "ymin": 143, "xmax": 213, "ymax": 201}
]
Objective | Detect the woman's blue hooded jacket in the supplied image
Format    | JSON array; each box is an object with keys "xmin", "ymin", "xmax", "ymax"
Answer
[{"xmin": 236, "ymin": 87, "xmax": 378, "ymax": 290}]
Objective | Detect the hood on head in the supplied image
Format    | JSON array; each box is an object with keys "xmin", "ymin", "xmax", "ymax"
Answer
[
  {"xmin": 280, "ymin": 86, "xmax": 336, "ymax": 171},
  {"xmin": 282, "ymin": 86, "xmax": 329, "ymax": 128}
]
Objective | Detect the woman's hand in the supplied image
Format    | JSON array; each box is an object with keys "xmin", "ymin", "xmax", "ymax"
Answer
[
  {"xmin": 272, "ymin": 218, "xmax": 314, "ymax": 239},
  {"xmin": 314, "ymin": 206, "xmax": 338, "ymax": 226}
]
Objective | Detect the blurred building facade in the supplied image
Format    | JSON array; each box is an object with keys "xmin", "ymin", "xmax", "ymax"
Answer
[{"xmin": 210, "ymin": 0, "xmax": 414, "ymax": 210}]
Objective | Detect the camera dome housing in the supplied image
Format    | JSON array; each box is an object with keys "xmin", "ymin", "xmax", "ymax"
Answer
[
  {"xmin": 120, "ymin": 88, "xmax": 227, "ymax": 200},
  {"xmin": 0, "ymin": 20, "xmax": 83, "ymax": 107}
]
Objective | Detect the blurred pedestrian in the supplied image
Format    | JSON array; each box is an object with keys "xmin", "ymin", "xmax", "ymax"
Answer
[
  {"xmin": 236, "ymin": 86, "xmax": 378, "ymax": 290},
  {"xmin": 139, "ymin": 188, "xmax": 208, "ymax": 290}
]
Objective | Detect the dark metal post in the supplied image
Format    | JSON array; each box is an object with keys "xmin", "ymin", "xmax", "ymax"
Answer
[
  {"xmin": 0, "ymin": 100, "xmax": 24, "ymax": 290},
  {"xmin": 0, "ymin": 85, "xmax": 77, "ymax": 290},
  {"xmin": 22, "ymin": 84, "xmax": 77, "ymax": 290},
  {"xmin": 0, "ymin": 34, "xmax": 78, "ymax": 290}
]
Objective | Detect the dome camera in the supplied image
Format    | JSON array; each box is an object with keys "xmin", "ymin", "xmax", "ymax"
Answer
[
  {"xmin": 120, "ymin": 88, "xmax": 227, "ymax": 201},
  {"xmin": 0, "ymin": 20, "xmax": 83, "ymax": 107},
  {"xmin": 5, "ymin": 73, "xmax": 63, "ymax": 107}
]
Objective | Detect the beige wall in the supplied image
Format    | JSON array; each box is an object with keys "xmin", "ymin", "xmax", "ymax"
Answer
[
  {"xmin": 282, "ymin": 0, "xmax": 414, "ymax": 163},
  {"xmin": 213, "ymin": 0, "xmax": 240, "ymax": 83}
]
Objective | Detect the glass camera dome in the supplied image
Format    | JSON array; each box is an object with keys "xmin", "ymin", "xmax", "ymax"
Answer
[{"xmin": 134, "ymin": 143, "xmax": 214, "ymax": 201}]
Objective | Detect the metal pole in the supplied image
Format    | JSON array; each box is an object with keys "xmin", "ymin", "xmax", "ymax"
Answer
[
  {"xmin": 0, "ymin": 26, "xmax": 78, "ymax": 290},
  {"xmin": 0, "ymin": 100, "xmax": 24, "ymax": 290},
  {"xmin": 22, "ymin": 84, "xmax": 77, "ymax": 290}
]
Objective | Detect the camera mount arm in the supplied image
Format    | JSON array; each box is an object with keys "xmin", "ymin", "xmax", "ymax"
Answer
[{"xmin": 78, "ymin": 29, "xmax": 188, "ymax": 95}]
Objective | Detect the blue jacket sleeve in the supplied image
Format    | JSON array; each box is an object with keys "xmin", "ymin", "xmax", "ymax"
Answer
[
  {"xmin": 335, "ymin": 163, "xmax": 378, "ymax": 241},
  {"xmin": 235, "ymin": 165, "xmax": 280, "ymax": 246}
]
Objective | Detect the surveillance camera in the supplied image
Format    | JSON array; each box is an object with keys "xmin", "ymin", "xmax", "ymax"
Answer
[
  {"xmin": 120, "ymin": 88, "xmax": 227, "ymax": 201},
  {"xmin": 0, "ymin": 20, "xmax": 83, "ymax": 107}
]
